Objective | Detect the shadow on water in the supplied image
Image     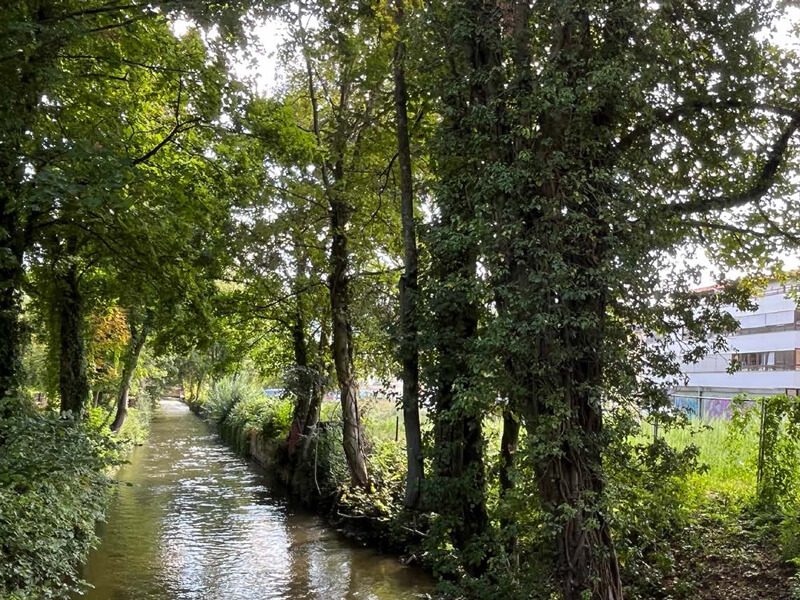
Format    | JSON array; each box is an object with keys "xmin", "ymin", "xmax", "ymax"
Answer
[{"xmin": 73, "ymin": 399, "xmax": 434, "ymax": 600}]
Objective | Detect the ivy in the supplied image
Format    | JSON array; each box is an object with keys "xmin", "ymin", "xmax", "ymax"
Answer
[{"xmin": 0, "ymin": 401, "xmax": 122, "ymax": 599}]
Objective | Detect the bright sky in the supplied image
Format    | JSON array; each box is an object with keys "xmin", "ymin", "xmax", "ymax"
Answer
[
  {"xmin": 170, "ymin": 18, "xmax": 287, "ymax": 95},
  {"xmin": 232, "ymin": 20, "xmax": 287, "ymax": 97}
]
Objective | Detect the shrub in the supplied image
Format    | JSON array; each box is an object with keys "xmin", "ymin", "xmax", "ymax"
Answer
[
  {"xmin": 0, "ymin": 400, "xmax": 121, "ymax": 599},
  {"xmin": 606, "ymin": 412, "xmax": 701, "ymax": 598},
  {"xmin": 205, "ymin": 375, "xmax": 263, "ymax": 425},
  {"xmin": 289, "ymin": 423, "xmax": 349, "ymax": 501},
  {"xmin": 259, "ymin": 398, "xmax": 293, "ymax": 439},
  {"xmin": 730, "ymin": 395, "xmax": 800, "ymax": 563},
  {"xmin": 225, "ymin": 394, "xmax": 293, "ymax": 442},
  {"xmin": 205, "ymin": 375, "xmax": 293, "ymax": 454}
]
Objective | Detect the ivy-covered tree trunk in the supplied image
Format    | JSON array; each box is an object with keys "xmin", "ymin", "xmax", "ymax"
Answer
[
  {"xmin": 393, "ymin": 0, "xmax": 424, "ymax": 509},
  {"xmin": 288, "ymin": 306, "xmax": 326, "ymax": 456},
  {"xmin": 534, "ymin": 423, "xmax": 621, "ymax": 600},
  {"xmin": 467, "ymin": 4, "xmax": 624, "ymax": 595},
  {"xmin": 58, "ymin": 261, "xmax": 89, "ymax": 415},
  {"xmin": 432, "ymin": 396, "xmax": 488, "ymax": 570},
  {"xmin": 428, "ymin": 0, "xmax": 494, "ymax": 571},
  {"xmin": 0, "ymin": 3, "xmax": 48, "ymax": 399},
  {"xmin": 430, "ymin": 257, "xmax": 488, "ymax": 574},
  {"xmin": 0, "ymin": 85, "xmax": 36, "ymax": 404},
  {"xmin": 292, "ymin": 323, "xmax": 328, "ymax": 465},
  {"xmin": 528, "ymin": 303, "xmax": 622, "ymax": 600},
  {"xmin": 429, "ymin": 138, "xmax": 488, "ymax": 575},
  {"xmin": 110, "ymin": 320, "xmax": 148, "ymax": 433},
  {"xmin": 499, "ymin": 410, "xmax": 519, "ymax": 495},
  {"xmin": 302, "ymin": 324, "xmax": 328, "ymax": 439}
]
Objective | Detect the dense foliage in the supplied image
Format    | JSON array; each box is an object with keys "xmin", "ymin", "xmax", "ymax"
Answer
[
  {"xmin": 3, "ymin": 0, "xmax": 800, "ymax": 599},
  {"xmin": 0, "ymin": 405, "xmax": 116, "ymax": 599},
  {"xmin": 198, "ymin": 375, "xmax": 294, "ymax": 449}
]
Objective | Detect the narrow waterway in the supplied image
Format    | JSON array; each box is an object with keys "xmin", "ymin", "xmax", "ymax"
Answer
[{"xmin": 75, "ymin": 399, "xmax": 433, "ymax": 600}]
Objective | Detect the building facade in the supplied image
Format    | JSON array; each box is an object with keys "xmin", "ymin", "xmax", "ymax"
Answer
[{"xmin": 671, "ymin": 281, "xmax": 800, "ymax": 418}]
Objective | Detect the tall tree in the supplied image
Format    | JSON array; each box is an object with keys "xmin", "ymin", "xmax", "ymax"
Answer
[
  {"xmin": 425, "ymin": 0, "xmax": 493, "ymax": 569},
  {"xmin": 0, "ymin": 0, "xmax": 261, "ymax": 403},
  {"xmin": 392, "ymin": 0, "xmax": 424, "ymax": 509},
  {"xmin": 282, "ymin": 0, "xmax": 398, "ymax": 489},
  {"xmin": 109, "ymin": 310, "xmax": 149, "ymax": 432},
  {"xmin": 427, "ymin": 1, "xmax": 800, "ymax": 597}
]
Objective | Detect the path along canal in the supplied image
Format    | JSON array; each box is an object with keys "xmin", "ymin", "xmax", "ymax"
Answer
[{"xmin": 74, "ymin": 399, "xmax": 433, "ymax": 600}]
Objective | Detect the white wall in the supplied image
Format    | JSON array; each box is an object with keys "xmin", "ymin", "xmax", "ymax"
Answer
[
  {"xmin": 727, "ymin": 330, "xmax": 800, "ymax": 352},
  {"xmin": 687, "ymin": 370, "xmax": 800, "ymax": 389},
  {"xmin": 673, "ymin": 283, "xmax": 800, "ymax": 392}
]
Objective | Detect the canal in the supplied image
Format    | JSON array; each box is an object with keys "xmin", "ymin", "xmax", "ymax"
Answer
[{"xmin": 75, "ymin": 399, "xmax": 433, "ymax": 599}]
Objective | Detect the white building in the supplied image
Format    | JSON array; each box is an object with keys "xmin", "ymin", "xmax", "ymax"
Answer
[{"xmin": 671, "ymin": 281, "xmax": 800, "ymax": 418}]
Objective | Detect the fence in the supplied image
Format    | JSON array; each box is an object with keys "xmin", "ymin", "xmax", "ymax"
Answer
[{"xmin": 669, "ymin": 393, "xmax": 740, "ymax": 420}]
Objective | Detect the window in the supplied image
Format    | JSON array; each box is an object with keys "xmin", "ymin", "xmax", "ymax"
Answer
[{"xmin": 731, "ymin": 349, "xmax": 798, "ymax": 371}]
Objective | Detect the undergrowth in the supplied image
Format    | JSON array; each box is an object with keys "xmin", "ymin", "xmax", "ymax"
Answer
[
  {"xmin": 199, "ymin": 375, "xmax": 293, "ymax": 452},
  {"xmin": 0, "ymin": 400, "xmax": 121, "ymax": 599},
  {"xmin": 0, "ymin": 382, "xmax": 159, "ymax": 600}
]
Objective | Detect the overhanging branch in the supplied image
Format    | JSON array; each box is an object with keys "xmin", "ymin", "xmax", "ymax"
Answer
[
  {"xmin": 668, "ymin": 113, "xmax": 800, "ymax": 216},
  {"xmin": 131, "ymin": 117, "xmax": 200, "ymax": 166}
]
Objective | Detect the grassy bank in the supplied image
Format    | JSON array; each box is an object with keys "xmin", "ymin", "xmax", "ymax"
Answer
[{"xmin": 0, "ymin": 395, "xmax": 155, "ymax": 600}]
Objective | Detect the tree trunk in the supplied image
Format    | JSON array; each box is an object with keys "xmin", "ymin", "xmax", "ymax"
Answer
[
  {"xmin": 432, "ymin": 404, "xmax": 488, "ymax": 566},
  {"xmin": 0, "ymin": 5, "xmax": 59, "ymax": 405},
  {"xmin": 302, "ymin": 324, "xmax": 328, "ymax": 439},
  {"xmin": 499, "ymin": 409, "xmax": 519, "ymax": 495},
  {"xmin": 58, "ymin": 261, "xmax": 89, "ymax": 415},
  {"xmin": 194, "ymin": 371, "xmax": 205, "ymax": 403},
  {"xmin": 429, "ymin": 145, "xmax": 488, "ymax": 575},
  {"xmin": 497, "ymin": 8, "xmax": 622, "ymax": 596},
  {"xmin": 0, "ymin": 93, "xmax": 34, "ymax": 406},
  {"xmin": 297, "ymin": 330, "xmax": 328, "ymax": 463},
  {"xmin": 393, "ymin": 0, "xmax": 424, "ymax": 509},
  {"xmin": 288, "ymin": 307, "xmax": 311, "ymax": 449},
  {"xmin": 429, "ymin": 233, "xmax": 488, "ymax": 567},
  {"xmin": 288, "ymin": 305, "xmax": 326, "ymax": 457},
  {"xmin": 427, "ymin": 0, "xmax": 496, "ymax": 572},
  {"xmin": 329, "ymin": 198, "xmax": 369, "ymax": 489},
  {"xmin": 530, "ymin": 372, "xmax": 622, "ymax": 600},
  {"xmin": 0, "ymin": 260, "xmax": 23, "ymax": 403},
  {"xmin": 298, "ymin": 14, "xmax": 369, "ymax": 489},
  {"xmin": 110, "ymin": 320, "xmax": 148, "ymax": 433}
]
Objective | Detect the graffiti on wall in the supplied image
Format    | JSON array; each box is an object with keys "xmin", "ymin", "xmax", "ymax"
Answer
[
  {"xmin": 669, "ymin": 395, "xmax": 752, "ymax": 420},
  {"xmin": 673, "ymin": 396, "xmax": 700, "ymax": 416},
  {"xmin": 703, "ymin": 398, "xmax": 733, "ymax": 420}
]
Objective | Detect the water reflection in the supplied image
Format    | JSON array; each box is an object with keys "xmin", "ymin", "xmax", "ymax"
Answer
[{"xmin": 75, "ymin": 400, "xmax": 433, "ymax": 600}]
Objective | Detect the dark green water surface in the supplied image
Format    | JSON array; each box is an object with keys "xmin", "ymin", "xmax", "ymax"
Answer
[{"xmin": 75, "ymin": 399, "xmax": 433, "ymax": 600}]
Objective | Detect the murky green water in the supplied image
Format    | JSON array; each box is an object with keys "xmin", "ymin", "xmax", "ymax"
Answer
[{"xmin": 75, "ymin": 399, "xmax": 433, "ymax": 600}]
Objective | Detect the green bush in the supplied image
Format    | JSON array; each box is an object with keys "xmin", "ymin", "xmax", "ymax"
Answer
[
  {"xmin": 205, "ymin": 375, "xmax": 264, "ymax": 425},
  {"xmin": 227, "ymin": 395, "xmax": 292, "ymax": 439},
  {"xmin": 730, "ymin": 395, "xmax": 800, "ymax": 563},
  {"xmin": 0, "ymin": 400, "xmax": 121, "ymax": 599},
  {"xmin": 206, "ymin": 375, "xmax": 293, "ymax": 445},
  {"xmin": 605, "ymin": 413, "xmax": 701, "ymax": 598},
  {"xmin": 288, "ymin": 423, "xmax": 349, "ymax": 501}
]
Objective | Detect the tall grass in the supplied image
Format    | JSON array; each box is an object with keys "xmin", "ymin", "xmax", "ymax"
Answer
[
  {"xmin": 642, "ymin": 417, "xmax": 760, "ymax": 504},
  {"xmin": 202, "ymin": 375, "xmax": 294, "ymax": 453}
]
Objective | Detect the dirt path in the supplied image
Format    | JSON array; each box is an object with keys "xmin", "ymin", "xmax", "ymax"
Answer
[{"xmin": 670, "ymin": 514, "xmax": 796, "ymax": 599}]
